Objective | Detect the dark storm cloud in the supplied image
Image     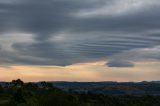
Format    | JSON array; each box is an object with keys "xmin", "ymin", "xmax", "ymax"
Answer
[
  {"xmin": 0, "ymin": 0, "xmax": 89, "ymax": 35},
  {"xmin": 0, "ymin": 0, "xmax": 160, "ymax": 67}
]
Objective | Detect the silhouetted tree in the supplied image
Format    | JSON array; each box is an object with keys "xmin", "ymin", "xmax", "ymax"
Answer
[
  {"xmin": 0, "ymin": 85, "xmax": 3, "ymax": 93},
  {"xmin": 24, "ymin": 82, "xmax": 38, "ymax": 90},
  {"xmin": 40, "ymin": 81, "xmax": 53, "ymax": 89},
  {"xmin": 12, "ymin": 79, "xmax": 24, "ymax": 87}
]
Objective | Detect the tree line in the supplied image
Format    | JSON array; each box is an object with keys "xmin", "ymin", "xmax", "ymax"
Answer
[{"xmin": 0, "ymin": 79, "xmax": 160, "ymax": 106}]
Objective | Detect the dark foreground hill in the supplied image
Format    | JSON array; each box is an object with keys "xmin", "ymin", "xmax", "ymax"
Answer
[{"xmin": 0, "ymin": 79, "xmax": 160, "ymax": 106}]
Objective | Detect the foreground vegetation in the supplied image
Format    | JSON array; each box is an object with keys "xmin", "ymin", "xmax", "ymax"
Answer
[{"xmin": 0, "ymin": 79, "xmax": 160, "ymax": 106}]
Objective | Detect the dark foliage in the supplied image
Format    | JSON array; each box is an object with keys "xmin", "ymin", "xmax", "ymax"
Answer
[{"xmin": 0, "ymin": 79, "xmax": 160, "ymax": 106}]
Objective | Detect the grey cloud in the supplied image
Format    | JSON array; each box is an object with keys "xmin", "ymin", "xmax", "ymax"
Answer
[
  {"xmin": 0, "ymin": 0, "xmax": 96, "ymax": 33},
  {"xmin": 107, "ymin": 60, "xmax": 134, "ymax": 67},
  {"xmin": 107, "ymin": 46, "xmax": 160, "ymax": 67},
  {"xmin": 0, "ymin": 0, "xmax": 160, "ymax": 66},
  {"xmin": 7, "ymin": 41, "xmax": 82, "ymax": 65}
]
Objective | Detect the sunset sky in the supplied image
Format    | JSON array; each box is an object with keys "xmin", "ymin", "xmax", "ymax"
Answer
[{"xmin": 0, "ymin": 0, "xmax": 160, "ymax": 82}]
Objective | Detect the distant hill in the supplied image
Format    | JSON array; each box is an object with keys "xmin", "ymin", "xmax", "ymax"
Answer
[
  {"xmin": 1, "ymin": 81, "xmax": 160, "ymax": 96},
  {"xmin": 50, "ymin": 81, "xmax": 160, "ymax": 96}
]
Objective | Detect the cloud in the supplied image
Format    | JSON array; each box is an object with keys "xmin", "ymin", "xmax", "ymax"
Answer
[
  {"xmin": 0, "ymin": 0, "xmax": 160, "ymax": 66},
  {"xmin": 107, "ymin": 60, "xmax": 134, "ymax": 67},
  {"xmin": 75, "ymin": 0, "xmax": 151, "ymax": 18},
  {"xmin": 107, "ymin": 46, "xmax": 160, "ymax": 67},
  {"xmin": 74, "ymin": 0, "xmax": 159, "ymax": 18}
]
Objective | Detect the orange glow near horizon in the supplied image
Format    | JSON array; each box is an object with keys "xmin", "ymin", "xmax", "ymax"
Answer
[{"xmin": 0, "ymin": 60, "xmax": 160, "ymax": 82}]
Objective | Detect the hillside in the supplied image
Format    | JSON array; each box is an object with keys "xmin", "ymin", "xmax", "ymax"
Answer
[{"xmin": 0, "ymin": 79, "xmax": 160, "ymax": 106}]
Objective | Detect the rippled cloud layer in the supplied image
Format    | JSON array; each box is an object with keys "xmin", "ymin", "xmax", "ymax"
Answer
[{"xmin": 0, "ymin": 0, "xmax": 160, "ymax": 67}]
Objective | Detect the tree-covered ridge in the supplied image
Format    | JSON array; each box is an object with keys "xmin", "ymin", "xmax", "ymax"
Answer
[{"xmin": 0, "ymin": 79, "xmax": 160, "ymax": 106}]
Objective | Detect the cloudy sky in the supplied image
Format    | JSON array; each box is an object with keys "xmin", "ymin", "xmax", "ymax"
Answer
[{"xmin": 0, "ymin": 0, "xmax": 160, "ymax": 82}]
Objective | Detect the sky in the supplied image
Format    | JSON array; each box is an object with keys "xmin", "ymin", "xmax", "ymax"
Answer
[{"xmin": 0, "ymin": 0, "xmax": 160, "ymax": 82}]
